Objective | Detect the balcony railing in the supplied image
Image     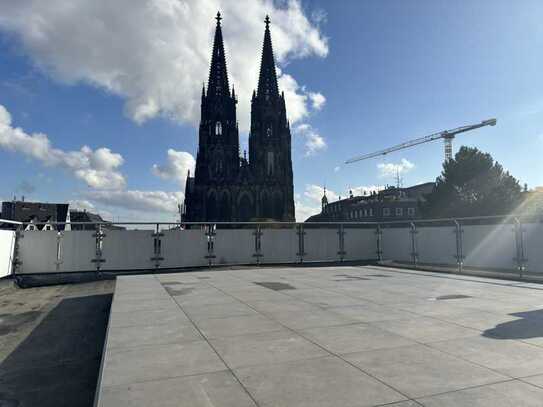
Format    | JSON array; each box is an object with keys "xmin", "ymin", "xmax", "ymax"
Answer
[{"xmin": 1, "ymin": 216, "xmax": 541, "ymax": 278}]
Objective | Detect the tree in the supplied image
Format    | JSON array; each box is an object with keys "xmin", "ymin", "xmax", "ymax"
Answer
[{"xmin": 422, "ymin": 146, "xmax": 522, "ymax": 218}]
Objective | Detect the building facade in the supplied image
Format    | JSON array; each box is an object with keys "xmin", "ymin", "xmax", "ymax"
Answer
[
  {"xmin": 1, "ymin": 199, "xmax": 69, "ymax": 230},
  {"xmin": 307, "ymin": 183, "xmax": 435, "ymax": 223},
  {"xmin": 182, "ymin": 13, "xmax": 295, "ymax": 223}
]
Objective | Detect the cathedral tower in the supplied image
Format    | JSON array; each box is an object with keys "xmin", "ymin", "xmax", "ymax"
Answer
[
  {"xmin": 183, "ymin": 13, "xmax": 295, "ymax": 223},
  {"xmin": 248, "ymin": 16, "xmax": 295, "ymax": 221}
]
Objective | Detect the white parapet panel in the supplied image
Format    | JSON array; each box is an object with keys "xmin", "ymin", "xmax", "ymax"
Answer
[
  {"xmin": 18, "ymin": 230, "xmax": 59, "ymax": 274},
  {"xmin": 0, "ymin": 230, "xmax": 15, "ymax": 278},
  {"xmin": 519, "ymin": 223, "xmax": 543, "ymax": 275},
  {"xmin": 214, "ymin": 229, "xmax": 255, "ymax": 265},
  {"xmin": 381, "ymin": 227, "xmax": 412, "ymax": 263},
  {"xmin": 101, "ymin": 230, "xmax": 155, "ymax": 271},
  {"xmin": 416, "ymin": 226, "xmax": 457, "ymax": 265},
  {"xmin": 260, "ymin": 227, "xmax": 298, "ymax": 264},
  {"xmin": 160, "ymin": 229, "xmax": 208, "ymax": 268},
  {"xmin": 59, "ymin": 231, "xmax": 96, "ymax": 272},
  {"xmin": 462, "ymin": 224, "xmax": 517, "ymax": 270},
  {"xmin": 304, "ymin": 228, "xmax": 339, "ymax": 262},
  {"xmin": 343, "ymin": 227, "xmax": 378, "ymax": 261}
]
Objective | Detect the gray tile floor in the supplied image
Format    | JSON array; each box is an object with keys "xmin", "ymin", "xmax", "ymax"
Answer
[{"xmin": 96, "ymin": 266, "xmax": 543, "ymax": 406}]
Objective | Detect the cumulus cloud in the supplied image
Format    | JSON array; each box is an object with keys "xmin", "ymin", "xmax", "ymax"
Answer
[
  {"xmin": 0, "ymin": 104, "xmax": 126, "ymax": 189},
  {"xmin": 351, "ymin": 185, "xmax": 384, "ymax": 196},
  {"xmin": 152, "ymin": 149, "xmax": 195, "ymax": 187},
  {"xmin": 294, "ymin": 200, "xmax": 320, "ymax": 222},
  {"xmin": 84, "ymin": 190, "xmax": 184, "ymax": 214},
  {"xmin": 0, "ymin": 0, "xmax": 328, "ymax": 132},
  {"xmin": 308, "ymin": 92, "xmax": 326, "ymax": 110},
  {"xmin": 294, "ymin": 123, "xmax": 327, "ymax": 156},
  {"xmin": 377, "ymin": 159, "xmax": 415, "ymax": 178}
]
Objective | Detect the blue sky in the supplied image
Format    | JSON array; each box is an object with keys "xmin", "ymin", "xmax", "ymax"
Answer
[{"xmin": 0, "ymin": 0, "xmax": 542, "ymax": 221}]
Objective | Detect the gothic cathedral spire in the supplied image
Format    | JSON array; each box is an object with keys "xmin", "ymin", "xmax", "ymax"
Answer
[
  {"xmin": 256, "ymin": 15, "xmax": 279, "ymax": 99},
  {"xmin": 207, "ymin": 11, "xmax": 230, "ymax": 98}
]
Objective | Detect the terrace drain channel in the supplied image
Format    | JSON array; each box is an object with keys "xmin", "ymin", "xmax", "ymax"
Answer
[
  {"xmin": 435, "ymin": 294, "xmax": 472, "ymax": 300},
  {"xmin": 254, "ymin": 282, "xmax": 296, "ymax": 291}
]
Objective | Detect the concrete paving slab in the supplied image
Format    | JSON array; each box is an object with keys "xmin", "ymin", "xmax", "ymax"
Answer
[
  {"xmin": 372, "ymin": 316, "xmax": 480, "ymax": 343},
  {"xmin": 210, "ymin": 329, "xmax": 327, "ymax": 369},
  {"xmin": 182, "ymin": 301, "xmax": 258, "ymax": 321},
  {"xmin": 300, "ymin": 323, "xmax": 417, "ymax": 354},
  {"xmin": 416, "ymin": 380, "xmax": 543, "ymax": 406},
  {"xmin": 195, "ymin": 314, "xmax": 283, "ymax": 339},
  {"xmin": 268, "ymin": 308, "xmax": 356, "ymax": 330},
  {"xmin": 108, "ymin": 308, "xmax": 189, "ymax": 328},
  {"xmin": 429, "ymin": 336, "xmax": 543, "ymax": 378},
  {"xmin": 344, "ymin": 344, "xmax": 507, "ymax": 398},
  {"xmin": 234, "ymin": 356, "xmax": 406, "ymax": 407},
  {"xmin": 101, "ymin": 341, "xmax": 227, "ymax": 387},
  {"xmin": 107, "ymin": 322, "xmax": 203, "ymax": 348},
  {"xmin": 98, "ymin": 371, "xmax": 256, "ymax": 407}
]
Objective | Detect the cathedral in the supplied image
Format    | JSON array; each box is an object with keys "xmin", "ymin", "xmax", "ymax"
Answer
[{"xmin": 182, "ymin": 13, "xmax": 295, "ymax": 222}]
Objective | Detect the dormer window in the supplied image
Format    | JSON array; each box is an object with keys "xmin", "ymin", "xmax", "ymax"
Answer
[{"xmin": 215, "ymin": 121, "xmax": 222, "ymax": 136}]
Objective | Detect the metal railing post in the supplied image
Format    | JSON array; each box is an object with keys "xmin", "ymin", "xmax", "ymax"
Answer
[
  {"xmin": 453, "ymin": 220, "xmax": 463, "ymax": 273},
  {"xmin": 91, "ymin": 224, "xmax": 106, "ymax": 272},
  {"xmin": 375, "ymin": 224, "xmax": 383, "ymax": 262},
  {"xmin": 151, "ymin": 223, "xmax": 164, "ymax": 270},
  {"xmin": 12, "ymin": 224, "xmax": 24, "ymax": 274},
  {"xmin": 296, "ymin": 224, "xmax": 305, "ymax": 263},
  {"xmin": 205, "ymin": 224, "xmax": 216, "ymax": 266},
  {"xmin": 337, "ymin": 223, "xmax": 346, "ymax": 262},
  {"xmin": 253, "ymin": 224, "xmax": 263, "ymax": 265},
  {"xmin": 55, "ymin": 231, "xmax": 63, "ymax": 272},
  {"xmin": 514, "ymin": 217, "xmax": 527, "ymax": 278},
  {"xmin": 410, "ymin": 222, "xmax": 418, "ymax": 267}
]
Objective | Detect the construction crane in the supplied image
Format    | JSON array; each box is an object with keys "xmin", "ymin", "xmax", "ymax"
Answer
[{"xmin": 345, "ymin": 118, "xmax": 497, "ymax": 164}]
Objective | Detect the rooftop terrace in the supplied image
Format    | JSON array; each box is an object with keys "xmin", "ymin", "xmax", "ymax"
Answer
[{"xmin": 93, "ymin": 265, "xmax": 543, "ymax": 407}]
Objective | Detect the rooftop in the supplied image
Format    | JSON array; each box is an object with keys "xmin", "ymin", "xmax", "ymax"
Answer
[{"xmin": 92, "ymin": 265, "xmax": 543, "ymax": 406}]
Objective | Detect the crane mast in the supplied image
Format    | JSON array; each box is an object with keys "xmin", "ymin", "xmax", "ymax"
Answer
[{"xmin": 345, "ymin": 118, "xmax": 497, "ymax": 164}]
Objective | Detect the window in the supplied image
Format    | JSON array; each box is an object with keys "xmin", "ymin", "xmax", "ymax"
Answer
[
  {"xmin": 215, "ymin": 121, "xmax": 222, "ymax": 136},
  {"xmin": 267, "ymin": 151, "xmax": 274, "ymax": 175},
  {"xmin": 408, "ymin": 207, "xmax": 415, "ymax": 217},
  {"xmin": 266, "ymin": 126, "xmax": 272, "ymax": 137},
  {"xmin": 369, "ymin": 208, "xmax": 373, "ymax": 217},
  {"xmin": 396, "ymin": 207, "xmax": 403, "ymax": 216},
  {"xmin": 383, "ymin": 208, "xmax": 390, "ymax": 216}
]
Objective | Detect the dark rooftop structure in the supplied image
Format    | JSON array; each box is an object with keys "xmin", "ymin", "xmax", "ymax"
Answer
[{"xmin": 1, "ymin": 199, "xmax": 69, "ymax": 230}]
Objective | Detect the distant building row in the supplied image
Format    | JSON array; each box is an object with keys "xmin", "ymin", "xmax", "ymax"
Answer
[
  {"xmin": 0, "ymin": 199, "xmax": 122, "ymax": 231},
  {"xmin": 306, "ymin": 183, "xmax": 435, "ymax": 222}
]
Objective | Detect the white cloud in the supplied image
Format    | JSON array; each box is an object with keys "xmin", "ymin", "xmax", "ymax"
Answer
[
  {"xmin": 152, "ymin": 149, "xmax": 195, "ymax": 187},
  {"xmin": 304, "ymin": 184, "xmax": 338, "ymax": 204},
  {"xmin": 0, "ymin": 104, "xmax": 126, "ymax": 189},
  {"xmin": 295, "ymin": 200, "xmax": 320, "ymax": 222},
  {"xmin": 84, "ymin": 190, "xmax": 184, "ymax": 214},
  {"xmin": 377, "ymin": 159, "xmax": 415, "ymax": 178},
  {"xmin": 351, "ymin": 185, "xmax": 384, "ymax": 196},
  {"xmin": 308, "ymin": 92, "xmax": 326, "ymax": 110},
  {"xmin": 68, "ymin": 199, "xmax": 96, "ymax": 212},
  {"xmin": 334, "ymin": 166, "xmax": 340, "ymax": 172},
  {"xmin": 0, "ymin": 0, "xmax": 328, "ymax": 132},
  {"xmin": 294, "ymin": 123, "xmax": 327, "ymax": 156}
]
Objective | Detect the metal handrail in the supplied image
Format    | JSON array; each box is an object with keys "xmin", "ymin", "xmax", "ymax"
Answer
[
  {"xmin": 0, "ymin": 219, "xmax": 23, "ymax": 225},
  {"xmin": 8, "ymin": 214, "xmax": 540, "ymax": 227}
]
